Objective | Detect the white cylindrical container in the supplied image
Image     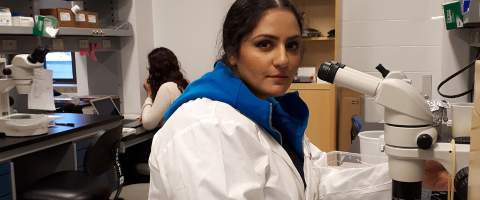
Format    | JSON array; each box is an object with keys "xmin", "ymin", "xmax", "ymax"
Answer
[
  {"xmin": 359, "ymin": 130, "xmax": 384, "ymax": 163},
  {"xmin": 451, "ymin": 102, "xmax": 474, "ymax": 137},
  {"xmin": 358, "ymin": 131, "xmax": 384, "ymax": 156}
]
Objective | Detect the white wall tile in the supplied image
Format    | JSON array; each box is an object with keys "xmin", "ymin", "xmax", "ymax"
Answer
[
  {"xmin": 342, "ymin": 0, "xmax": 375, "ymax": 22},
  {"xmin": 426, "ymin": 46, "xmax": 443, "ymax": 72},
  {"xmin": 397, "ymin": 47, "xmax": 428, "ymax": 72},
  {"xmin": 428, "ymin": 0, "xmax": 445, "ymax": 18},
  {"xmin": 370, "ymin": 47, "xmax": 400, "ymax": 71},
  {"xmin": 413, "ymin": 19, "xmax": 444, "ymax": 46},
  {"xmin": 342, "ymin": 22, "xmax": 372, "ymax": 47}
]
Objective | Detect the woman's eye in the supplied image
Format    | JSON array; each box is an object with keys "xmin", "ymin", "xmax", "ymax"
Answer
[
  {"xmin": 287, "ymin": 42, "xmax": 298, "ymax": 50},
  {"xmin": 257, "ymin": 41, "xmax": 271, "ymax": 48}
]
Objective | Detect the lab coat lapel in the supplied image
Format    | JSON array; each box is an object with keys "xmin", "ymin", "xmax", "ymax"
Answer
[{"xmin": 262, "ymin": 128, "xmax": 305, "ymax": 199}]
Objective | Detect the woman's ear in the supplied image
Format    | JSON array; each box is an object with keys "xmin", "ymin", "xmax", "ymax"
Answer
[{"xmin": 229, "ymin": 55, "xmax": 237, "ymax": 66}]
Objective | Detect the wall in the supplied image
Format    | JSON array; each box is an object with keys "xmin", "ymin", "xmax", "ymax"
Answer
[
  {"xmin": 118, "ymin": 0, "xmax": 154, "ymax": 114},
  {"xmin": 74, "ymin": 52, "xmax": 89, "ymax": 96},
  {"xmin": 152, "ymin": 0, "xmax": 235, "ymax": 82},
  {"xmin": 339, "ymin": 0, "xmax": 472, "ymax": 120}
]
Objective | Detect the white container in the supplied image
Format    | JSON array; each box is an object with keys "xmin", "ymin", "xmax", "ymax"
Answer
[
  {"xmin": 12, "ymin": 17, "xmax": 34, "ymax": 27},
  {"xmin": 451, "ymin": 102, "xmax": 473, "ymax": 137},
  {"xmin": 358, "ymin": 130, "xmax": 384, "ymax": 156},
  {"xmin": 326, "ymin": 151, "xmax": 388, "ymax": 168}
]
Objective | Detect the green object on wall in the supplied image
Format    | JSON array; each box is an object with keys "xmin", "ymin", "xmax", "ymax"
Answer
[
  {"xmin": 443, "ymin": 1, "xmax": 463, "ymax": 30},
  {"xmin": 33, "ymin": 15, "xmax": 58, "ymax": 37}
]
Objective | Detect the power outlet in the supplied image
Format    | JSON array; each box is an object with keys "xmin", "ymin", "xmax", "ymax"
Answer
[
  {"xmin": 3, "ymin": 40, "xmax": 17, "ymax": 51},
  {"xmin": 52, "ymin": 39, "xmax": 64, "ymax": 50},
  {"xmin": 102, "ymin": 40, "xmax": 111, "ymax": 49},
  {"xmin": 79, "ymin": 40, "xmax": 89, "ymax": 49}
]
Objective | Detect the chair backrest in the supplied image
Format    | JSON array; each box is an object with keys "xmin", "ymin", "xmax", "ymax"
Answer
[{"xmin": 84, "ymin": 123, "xmax": 123, "ymax": 177}]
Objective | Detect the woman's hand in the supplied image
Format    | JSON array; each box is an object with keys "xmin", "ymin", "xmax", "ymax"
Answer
[
  {"xmin": 143, "ymin": 78, "xmax": 152, "ymax": 98},
  {"xmin": 139, "ymin": 115, "xmax": 142, "ymax": 122},
  {"xmin": 422, "ymin": 160, "xmax": 450, "ymax": 191}
]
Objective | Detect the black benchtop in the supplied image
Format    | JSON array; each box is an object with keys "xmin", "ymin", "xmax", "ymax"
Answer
[{"xmin": 0, "ymin": 113, "xmax": 123, "ymax": 153}]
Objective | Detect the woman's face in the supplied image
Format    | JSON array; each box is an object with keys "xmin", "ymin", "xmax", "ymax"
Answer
[{"xmin": 230, "ymin": 8, "xmax": 301, "ymax": 100}]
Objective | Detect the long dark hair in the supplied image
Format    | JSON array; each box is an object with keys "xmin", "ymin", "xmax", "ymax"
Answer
[
  {"xmin": 147, "ymin": 47, "xmax": 189, "ymax": 101},
  {"xmin": 217, "ymin": 0, "xmax": 303, "ymax": 71}
]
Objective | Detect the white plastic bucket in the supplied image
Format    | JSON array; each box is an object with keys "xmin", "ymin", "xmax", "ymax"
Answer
[
  {"xmin": 358, "ymin": 131, "xmax": 384, "ymax": 156},
  {"xmin": 451, "ymin": 102, "xmax": 473, "ymax": 138}
]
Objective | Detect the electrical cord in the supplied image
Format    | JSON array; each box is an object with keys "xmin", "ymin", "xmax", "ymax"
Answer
[{"xmin": 437, "ymin": 48, "xmax": 480, "ymax": 98}]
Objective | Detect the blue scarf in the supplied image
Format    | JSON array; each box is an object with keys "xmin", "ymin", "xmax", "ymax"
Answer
[{"xmin": 164, "ymin": 62, "xmax": 309, "ymax": 157}]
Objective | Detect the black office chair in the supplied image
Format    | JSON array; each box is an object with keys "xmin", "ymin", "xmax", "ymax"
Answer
[{"xmin": 19, "ymin": 123, "xmax": 124, "ymax": 200}]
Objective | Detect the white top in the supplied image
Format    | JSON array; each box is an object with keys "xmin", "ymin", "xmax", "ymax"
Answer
[
  {"xmin": 141, "ymin": 82, "xmax": 182, "ymax": 130},
  {"xmin": 148, "ymin": 98, "xmax": 392, "ymax": 200}
]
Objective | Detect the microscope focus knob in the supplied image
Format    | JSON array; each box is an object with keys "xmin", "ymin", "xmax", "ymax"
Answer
[
  {"xmin": 454, "ymin": 167, "xmax": 469, "ymax": 200},
  {"xmin": 2, "ymin": 68, "xmax": 12, "ymax": 76},
  {"xmin": 416, "ymin": 134, "xmax": 433, "ymax": 150}
]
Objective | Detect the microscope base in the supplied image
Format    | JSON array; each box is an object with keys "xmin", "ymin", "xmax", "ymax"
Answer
[{"xmin": 0, "ymin": 113, "xmax": 63, "ymax": 137}]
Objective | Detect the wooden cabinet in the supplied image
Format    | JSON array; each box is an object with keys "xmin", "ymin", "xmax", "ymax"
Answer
[
  {"xmin": 288, "ymin": 83, "xmax": 337, "ymax": 152},
  {"xmin": 291, "ymin": 0, "xmax": 338, "ymax": 76}
]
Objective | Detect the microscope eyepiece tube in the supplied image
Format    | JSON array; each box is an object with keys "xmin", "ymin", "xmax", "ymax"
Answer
[
  {"xmin": 318, "ymin": 62, "xmax": 382, "ymax": 97},
  {"xmin": 27, "ymin": 46, "xmax": 45, "ymax": 64},
  {"xmin": 318, "ymin": 62, "xmax": 340, "ymax": 84}
]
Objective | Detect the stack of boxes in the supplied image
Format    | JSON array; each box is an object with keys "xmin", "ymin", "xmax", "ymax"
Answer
[{"xmin": 40, "ymin": 8, "xmax": 99, "ymax": 28}]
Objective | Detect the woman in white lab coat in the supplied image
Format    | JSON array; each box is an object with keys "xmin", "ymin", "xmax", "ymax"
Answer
[{"xmin": 148, "ymin": 0, "xmax": 449, "ymax": 199}]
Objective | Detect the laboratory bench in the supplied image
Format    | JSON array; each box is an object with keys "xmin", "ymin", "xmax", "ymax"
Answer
[{"xmin": 0, "ymin": 113, "xmax": 159, "ymax": 200}]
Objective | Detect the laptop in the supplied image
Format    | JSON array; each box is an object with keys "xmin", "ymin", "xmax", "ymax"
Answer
[{"xmin": 90, "ymin": 97, "xmax": 143, "ymax": 128}]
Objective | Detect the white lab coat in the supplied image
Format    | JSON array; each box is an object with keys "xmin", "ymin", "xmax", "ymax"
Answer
[{"xmin": 149, "ymin": 98, "xmax": 392, "ymax": 200}]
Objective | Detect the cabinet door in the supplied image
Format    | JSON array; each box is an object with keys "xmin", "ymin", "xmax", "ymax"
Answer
[{"xmin": 289, "ymin": 83, "xmax": 337, "ymax": 152}]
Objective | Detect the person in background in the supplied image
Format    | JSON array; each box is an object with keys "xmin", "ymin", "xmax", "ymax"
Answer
[
  {"xmin": 148, "ymin": 0, "xmax": 449, "ymax": 199},
  {"xmin": 140, "ymin": 47, "xmax": 189, "ymax": 130}
]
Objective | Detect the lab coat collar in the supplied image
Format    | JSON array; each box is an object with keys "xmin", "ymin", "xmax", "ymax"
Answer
[{"xmin": 164, "ymin": 61, "xmax": 309, "ymax": 157}]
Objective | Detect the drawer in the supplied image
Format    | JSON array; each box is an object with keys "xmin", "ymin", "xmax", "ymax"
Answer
[
  {"xmin": 0, "ymin": 194, "xmax": 12, "ymax": 200},
  {"xmin": 0, "ymin": 163, "xmax": 9, "ymax": 176},
  {"xmin": 76, "ymin": 148, "xmax": 87, "ymax": 168},
  {"xmin": 75, "ymin": 137, "xmax": 93, "ymax": 151},
  {"xmin": 0, "ymin": 173, "xmax": 12, "ymax": 198}
]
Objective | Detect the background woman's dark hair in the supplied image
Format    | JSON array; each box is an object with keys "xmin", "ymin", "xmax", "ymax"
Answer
[
  {"xmin": 217, "ymin": 0, "xmax": 303, "ymax": 71},
  {"xmin": 147, "ymin": 47, "xmax": 189, "ymax": 101}
]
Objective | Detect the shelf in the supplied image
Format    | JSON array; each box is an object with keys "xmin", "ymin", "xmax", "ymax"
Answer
[
  {"xmin": 57, "ymin": 28, "xmax": 133, "ymax": 37},
  {"xmin": 301, "ymin": 37, "xmax": 335, "ymax": 41},
  {"xmin": 0, "ymin": 26, "xmax": 133, "ymax": 37}
]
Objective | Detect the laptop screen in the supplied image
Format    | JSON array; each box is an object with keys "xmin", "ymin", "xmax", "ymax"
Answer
[{"xmin": 91, "ymin": 97, "xmax": 121, "ymax": 116}]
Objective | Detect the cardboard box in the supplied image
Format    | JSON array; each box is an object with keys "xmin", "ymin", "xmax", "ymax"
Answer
[
  {"xmin": 75, "ymin": 10, "xmax": 89, "ymax": 28},
  {"xmin": 337, "ymin": 87, "xmax": 364, "ymax": 152},
  {"xmin": 40, "ymin": 8, "xmax": 75, "ymax": 27},
  {"xmin": 87, "ymin": 12, "xmax": 99, "ymax": 28}
]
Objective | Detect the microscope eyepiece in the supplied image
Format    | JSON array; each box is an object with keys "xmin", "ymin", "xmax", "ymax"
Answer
[
  {"xmin": 318, "ymin": 62, "xmax": 340, "ymax": 84},
  {"xmin": 376, "ymin": 64, "xmax": 390, "ymax": 78},
  {"xmin": 38, "ymin": 45, "xmax": 51, "ymax": 63},
  {"xmin": 27, "ymin": 45, "xmax": 51, "ymax": 64}
]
